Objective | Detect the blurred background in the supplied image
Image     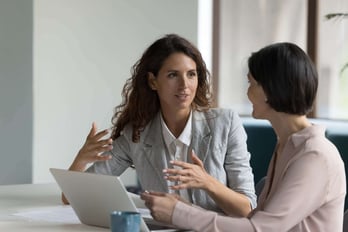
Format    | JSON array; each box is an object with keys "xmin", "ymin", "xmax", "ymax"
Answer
[{"xmin": 0, "ymin": 0, "xmax": 347, "ymax": 186}]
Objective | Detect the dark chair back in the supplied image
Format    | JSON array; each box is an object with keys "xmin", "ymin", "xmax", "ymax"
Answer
[
  {"xmin": 344, "ymin": 210, "xmax": 348, "ymax": 232},
  {"xmin": 243, "ymin": 121, "xmax": 276, "ymax": 184},
  {"xmin": 326, "ymin": 131, "xmax": 348, "ymax": 210}
]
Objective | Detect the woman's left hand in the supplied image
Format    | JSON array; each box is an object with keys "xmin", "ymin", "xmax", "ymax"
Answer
[
  {"xmin": 164, "ymin": 150, "xmax": 214, "ymax": 191},
  {"xmin": 140, "ymin": 191, "xmax": 178, "ymax": 224}
]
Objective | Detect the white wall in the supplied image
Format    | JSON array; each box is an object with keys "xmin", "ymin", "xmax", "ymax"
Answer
[
  {"xmin": 217, "ymin": 0, "xmax": 307, "ymax": 114},
  {"xmin": 33, "ymin": 0, "xmax": 199, "ymax": 184}
]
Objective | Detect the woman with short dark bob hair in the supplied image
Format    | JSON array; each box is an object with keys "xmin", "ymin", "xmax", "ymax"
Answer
[
  {"xmin": 248, "ymin": 42, "xmax": 318, "ymax": 115},
  {"xmin": 142, "ymin": 42, "xmax": 346, "ymax": 232}
]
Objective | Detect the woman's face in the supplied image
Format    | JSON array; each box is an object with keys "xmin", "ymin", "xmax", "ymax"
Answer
[
  {"xmin": 148, "ymin": 52, "xmax": 198, "ymax": 115},
  {"xmin": 247, "ymin": 73, "xmax": 271, "ymax": 119}
]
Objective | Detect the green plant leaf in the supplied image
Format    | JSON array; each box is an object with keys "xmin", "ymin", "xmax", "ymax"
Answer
[
  {"xmin": 341, "ymin": 63, "xmax": 348, "ymax": 75},
  {"xmin": 325, "ymin": 13, "xmax": 348, "ymax": 20}
]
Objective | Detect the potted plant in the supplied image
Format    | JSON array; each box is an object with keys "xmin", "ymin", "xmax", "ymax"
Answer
[{"xmin": 325, "ymin": 13, "xmax": 348, "ymax": 74}]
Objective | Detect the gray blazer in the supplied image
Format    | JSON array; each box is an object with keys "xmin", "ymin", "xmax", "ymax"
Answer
[{"xmin": 87, "ymin": 108, "xmax": 257, "ymax": 212}]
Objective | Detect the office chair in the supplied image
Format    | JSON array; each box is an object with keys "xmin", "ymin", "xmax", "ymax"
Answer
[{"xmin": 343, "ymin": 209, "xmax": 348, "ymax": 232}]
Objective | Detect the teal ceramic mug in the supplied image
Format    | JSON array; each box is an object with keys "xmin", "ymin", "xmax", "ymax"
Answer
[{"xmin": 110, "ymin": 211, "xmax": 141, "ymax": 232}]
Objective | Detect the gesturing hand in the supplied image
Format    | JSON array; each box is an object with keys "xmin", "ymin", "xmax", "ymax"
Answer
[
  {"xmin": 70, "ymin": 122, "xmax": 113, "ymax": 171},
  {"xmin": 163, "ymin": 150, "xmax": 214, "ymax": 191}
]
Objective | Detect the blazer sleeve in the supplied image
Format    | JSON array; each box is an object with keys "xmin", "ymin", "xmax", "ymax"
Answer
[{"xmin": 224, "ymin": 110, "xmax": 257, "ymax": 208}]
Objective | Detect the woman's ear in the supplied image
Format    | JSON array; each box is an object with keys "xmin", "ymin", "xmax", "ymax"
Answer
[{"xmin": 147, "ymin": 72, "xmax": 157, "ymax": 90}]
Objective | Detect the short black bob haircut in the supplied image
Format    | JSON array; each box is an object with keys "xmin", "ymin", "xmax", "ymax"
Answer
[{"xmin": 248, "ymin": 42, "xmax": 318, "ymax": 115}]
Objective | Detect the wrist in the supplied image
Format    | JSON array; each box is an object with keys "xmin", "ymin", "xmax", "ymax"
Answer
[
  {"xmin": 69, "ymin": 159, "xmax": 87, "ymax": 171},
  {"xmin": 205, "ymin": 175, "xmax": 218, "ymax": 194}
]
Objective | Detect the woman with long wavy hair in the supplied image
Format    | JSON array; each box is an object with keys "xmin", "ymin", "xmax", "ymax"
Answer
[{"xmin": 64, "ymin": 34, "xmax": 256, "ymax": 216}]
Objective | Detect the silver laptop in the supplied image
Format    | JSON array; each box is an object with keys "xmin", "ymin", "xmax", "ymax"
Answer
[{"xmin": 49, "ymin": 168, "xmax": 178, "ymax": 232}]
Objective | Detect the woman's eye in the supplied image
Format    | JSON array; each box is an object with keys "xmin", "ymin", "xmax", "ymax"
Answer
[
  {"xmin": 188, "ymin": 72, "xmax": 197, "ymax": 78},
  {"xmin": 168, "ymin": 73, "xmax": 176, "ymax": 78}
]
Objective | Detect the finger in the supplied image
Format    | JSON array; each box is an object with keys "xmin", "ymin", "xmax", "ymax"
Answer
[
  {"xmin": 87, "ymin": 139, "xmax": 113, "ymax": 151},
  {"xmin": 87, "ymin": 122, "xmax": 98, "ymax": 139},
  {"xmin": 163, "ymin": 168, "xmax": 189, "ymax": 176},
  {"xmin": 143, "ymin": 200, "xmax": 150, "ymax": 207},
  {"xmin": 140, "ymin": 191, "xmax": 151, "ymax": 200},
  {"xmin": 148, "ymin": 191, "xmax": 167, "ymax": 197},
  {"xmin": 164, "ymin": 175, "xmax": 189, "ymax": 183},
  {"xmin": 93, "ymin": 154, "xmax": 112, "ymax": 162},
  {"xmin": 191, "ymin": 150, "xmax": 204, "ymax": 168},
  {"xmin": 144, "ymin": 200, "xmax": 153, "ymax": 209},
  {"xmin": 83, "ymin": 143, "xmax": 113, "ymax": 156},
  {"xmin": 98, "ymin": 138, "xmax": 113, "ymax": 146},
  {"xmin": 169, "ymin": 182, "xmax": 190, "ymax": 190},
  {"xmin": 150, "ymin": 212, "xmax": 158, "ymax": 220},
  {"xmin": 170, "ymin": 160, "xmax": 193, "ymax": 169},
  {"xmin": 140, "ymin": 191, "xmax": 164, "ymax": 206},
  {"xmin": 93, "ymin": 129, "xmax": 111, "ymax": 141}
]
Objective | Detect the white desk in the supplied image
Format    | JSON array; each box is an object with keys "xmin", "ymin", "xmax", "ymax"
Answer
[{"xmin": 0, "ymin": 183, "xmax": 108, "ymax": 231}]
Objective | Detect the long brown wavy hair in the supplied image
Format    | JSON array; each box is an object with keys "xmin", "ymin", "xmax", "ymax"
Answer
[{"xmin": 111, "ymin": 34, "xmax": 213, "ymax": 142}]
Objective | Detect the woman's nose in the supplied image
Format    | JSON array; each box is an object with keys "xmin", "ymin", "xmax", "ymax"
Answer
[{"xmin": 178, "ymin": 75, "xmax": 188, "ymax": 88}]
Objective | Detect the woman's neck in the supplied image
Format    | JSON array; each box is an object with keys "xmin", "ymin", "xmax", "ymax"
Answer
[
  {"xmin": 270, "ymin": 113, "xmax": 311, "ymax": 153},
  {"xmin": 161, "ymin": 108, "xmax": 191, "ymax": 138}
]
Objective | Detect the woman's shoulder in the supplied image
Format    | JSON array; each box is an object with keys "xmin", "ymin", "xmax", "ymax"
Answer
[
  {"xmin": 293, "ymin": 125, "xmax": 343, "ymax": 168},
  {"xmin": 119, "ymin": 113, "xmax": 161, "ymax": 144},
  {"xmin": 194, "ymin": 108, "xmax": 240, "ymax": 120}
]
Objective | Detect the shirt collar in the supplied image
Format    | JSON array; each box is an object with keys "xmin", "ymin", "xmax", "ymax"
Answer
[
  {"xmin": 289, "ymin": 124, "xmax": 326, "ymax": 147},
  {"xmin": 160, "ymin": 111, "xmax": 192, "ymax": 148}
]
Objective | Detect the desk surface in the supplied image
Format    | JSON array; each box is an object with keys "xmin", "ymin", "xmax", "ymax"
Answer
[{"xmin": 0, "ymin": 183, "xmax": 108, "ymax": 231}]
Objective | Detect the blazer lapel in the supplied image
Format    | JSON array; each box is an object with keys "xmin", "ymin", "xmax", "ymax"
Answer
[
  {"xmin": 191, "ymin": 111, "xmax": 212, "ymax": 164},
  {"xmin": 142, "ymin": 112, "xmax": 169, "ymax": 192}
]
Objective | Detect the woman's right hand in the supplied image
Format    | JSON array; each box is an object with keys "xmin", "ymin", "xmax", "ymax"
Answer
[
  {"xmin": 69, "ymin": 122, "xmax": 113, "ymax": 172},
  {"xmin": 63, "ymin": 122, "xmax": 113, "ymax": 204}
]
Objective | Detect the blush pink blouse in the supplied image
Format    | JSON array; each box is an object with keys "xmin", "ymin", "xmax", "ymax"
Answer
[{"xmin": 172, "ymin": 125, "xmax": 346, "ymax": 232}]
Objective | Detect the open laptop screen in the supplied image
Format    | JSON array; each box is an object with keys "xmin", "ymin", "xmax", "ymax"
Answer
[{"xmin": 49, "ymin": 168, "xmax": 177, "ymax": 232}]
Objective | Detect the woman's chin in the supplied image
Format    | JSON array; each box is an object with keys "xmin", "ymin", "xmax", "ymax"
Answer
[
  {"xmin": 251, "ymin": 111, "xmax": 258, "ymax": 119},
  {"xmin": 251, "ymin": 111, "xmax": 265, "ymax": 120}
]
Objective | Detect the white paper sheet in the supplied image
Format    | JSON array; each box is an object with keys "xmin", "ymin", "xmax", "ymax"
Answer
[{"xmin": 13, "ymin": 205, "xmax": 80, "ymax": 224}]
